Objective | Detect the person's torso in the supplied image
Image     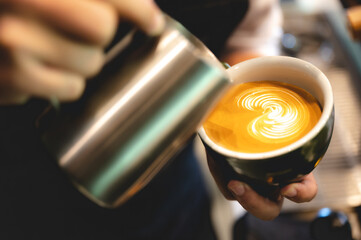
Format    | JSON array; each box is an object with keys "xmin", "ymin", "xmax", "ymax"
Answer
[
  {"xmin": 156, "ymin": 0, "xmax": 249, "ymax": 55},
  {"xmin": 0, "ymin": 1, "xmax": 249, "ymax": 239}
]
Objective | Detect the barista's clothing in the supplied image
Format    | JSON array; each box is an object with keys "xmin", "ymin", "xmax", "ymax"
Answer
[
  {"xmin": 0, "ymin": 106, "xmax": 214, "ymax": 239},
  {"xmin": 157, "ymin": 0, "xmax": 249, "ymax": 55},
  {"xmin": 0, "ymin": 1, "xmax": 249, "ymax": 239}
]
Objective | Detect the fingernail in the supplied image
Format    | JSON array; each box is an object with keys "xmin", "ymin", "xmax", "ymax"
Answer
[
  {"xmin": 283, "ymin": 187, "xmax": 297, "ymax": 198},
  {"xmin": 228, "ymin": 181, "xmax": 246, "ymax": 197},
  {"xmin": 49, "ymin": 96, "xmax": 60, "ymax": 110}
]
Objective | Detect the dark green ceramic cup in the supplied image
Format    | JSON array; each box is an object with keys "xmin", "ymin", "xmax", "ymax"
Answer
[{"xmin": 198, "ymin": 56, "xmax": 334, "ymax": 197}]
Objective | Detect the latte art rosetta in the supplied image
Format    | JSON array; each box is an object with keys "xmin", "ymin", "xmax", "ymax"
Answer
[
  {"xmin": 237, "ymin": 87, "xmax": 308, "ymax": 144},
  {"xmin": 203, "ymin": 81, "xmax": 322, "ymax": 153}
]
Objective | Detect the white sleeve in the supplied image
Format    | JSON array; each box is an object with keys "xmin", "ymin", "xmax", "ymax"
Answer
[{"xmin": 224, "ymin": 0, "xmax": 283, "ymax": 56}]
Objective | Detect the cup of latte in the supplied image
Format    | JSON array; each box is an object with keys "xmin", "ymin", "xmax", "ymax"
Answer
[{"xmin": 198, "ymin": 56, "xmax": 334, "ymax": 197}]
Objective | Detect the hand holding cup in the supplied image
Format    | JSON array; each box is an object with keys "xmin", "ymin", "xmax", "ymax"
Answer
[{"xmin": 199, "ymin": 56, "xmax": 334, "ymax": 219}]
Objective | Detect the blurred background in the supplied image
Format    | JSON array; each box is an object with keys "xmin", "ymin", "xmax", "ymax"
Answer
[{"xmin": 194, "ymin": 0, "xmax": 361, "ymax": 239}]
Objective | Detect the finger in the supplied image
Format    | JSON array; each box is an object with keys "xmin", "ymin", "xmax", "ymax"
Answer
[
  {"xmin": 2, "ymin": 51, "xmax": 85, "ymax": 102},
  {"xmin": 106, "ymin": 0, "xmax": 165, "ymax": 35},
  {"xmin": 228, "ymin": 180, "xmax": 284, "ymax": 221},
  {"xmin": 281, "ymin": 173, "xmax": 318, "ymax": 203},
  {"xmin": 2, "ymin": 0, "xmax": 117, "ymax": 46},
  {"xmin": 0, "ymin": 14, "xmax": 104, "ymax": 77}
]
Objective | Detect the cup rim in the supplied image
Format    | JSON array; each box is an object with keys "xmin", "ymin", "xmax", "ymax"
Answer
[{"xmin": 198, "ymin": 56, "xmax": 334, "ymax": 160}]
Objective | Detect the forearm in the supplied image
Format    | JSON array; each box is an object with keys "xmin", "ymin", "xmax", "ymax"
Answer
[{"xmin": 221, "ymin": 0, "xmax": 283, "ymax": 65}]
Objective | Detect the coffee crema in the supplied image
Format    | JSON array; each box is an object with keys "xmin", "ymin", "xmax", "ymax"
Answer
[{"xmin": 203, "ymin": 81, "xmax": 322, "ymax": 153}]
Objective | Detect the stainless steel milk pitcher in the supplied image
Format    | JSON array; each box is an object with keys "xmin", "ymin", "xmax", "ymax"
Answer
[{"xmin": 41, "ymin": 15, "xmax": 231, "ymax": 207}]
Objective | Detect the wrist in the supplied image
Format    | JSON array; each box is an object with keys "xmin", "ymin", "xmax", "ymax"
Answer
[{"xmin": 221, "ymin": 51, "xmax": 263, "ymax": 66}]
